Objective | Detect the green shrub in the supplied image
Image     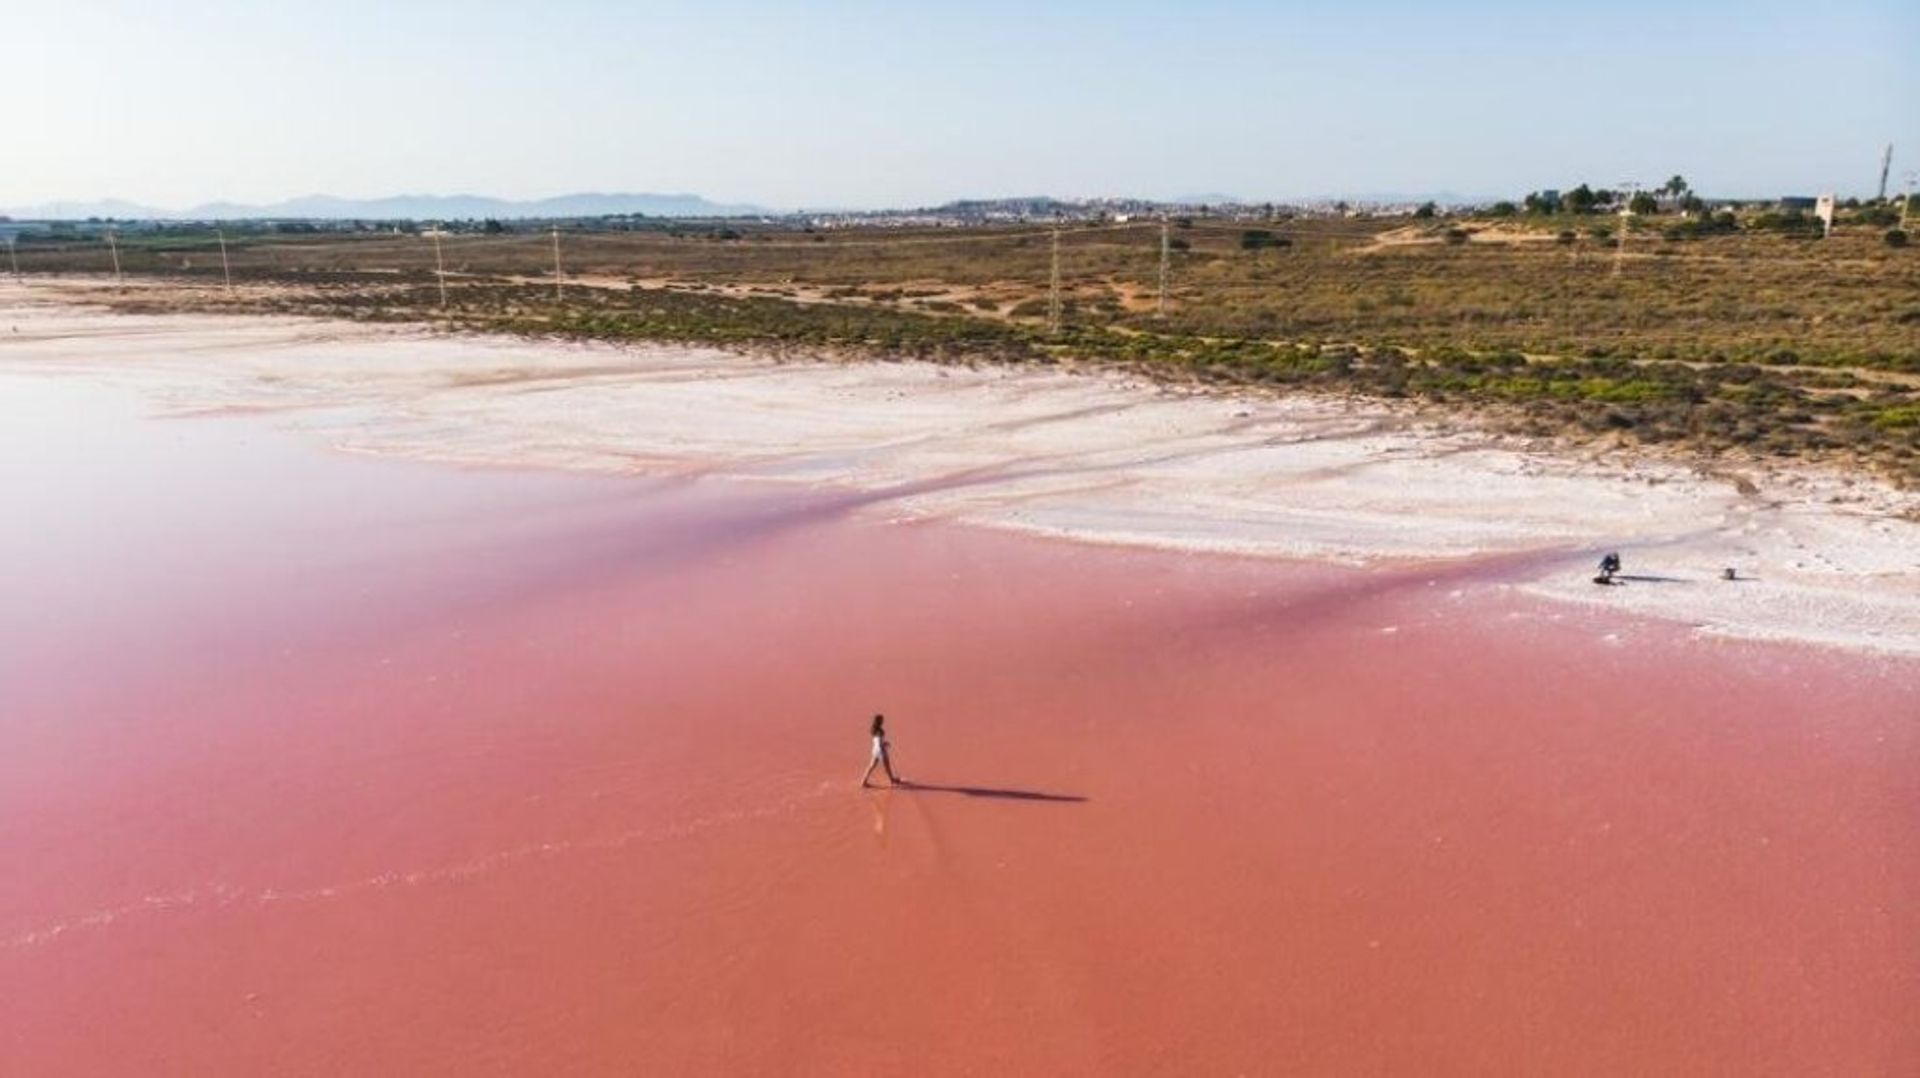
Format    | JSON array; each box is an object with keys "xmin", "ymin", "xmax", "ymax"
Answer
[{"xmin": 1871, "ymin": 405, "xmax": 1920, "ymax": 430}]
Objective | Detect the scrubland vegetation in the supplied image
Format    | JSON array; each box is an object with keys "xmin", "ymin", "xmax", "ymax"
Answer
[{"xmin": 18, "ymin": 206, "xmax": 1918, "ymax": 481}]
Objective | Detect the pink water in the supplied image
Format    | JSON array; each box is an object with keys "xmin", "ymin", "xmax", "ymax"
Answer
[{"xmin": 2, "ymin": 375, "xmax": 1915, "ymax": 1075}]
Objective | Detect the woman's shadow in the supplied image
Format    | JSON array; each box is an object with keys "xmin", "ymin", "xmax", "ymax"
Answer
[{"xmin": 885, "ymin": 780, "xmax": 1087, "ymax": 803}]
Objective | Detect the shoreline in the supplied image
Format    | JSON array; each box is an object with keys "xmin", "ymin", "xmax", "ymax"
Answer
[
  {"xmin": 5, "ymin": 297, "xmax": 1917, "ymax": 1074},
  {"xmin": 4, "ymin": 278, "xmax": 1917, "ymax": 656}
]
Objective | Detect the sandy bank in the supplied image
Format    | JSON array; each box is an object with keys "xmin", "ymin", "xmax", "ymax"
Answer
[{"xmin": 3, "ymin": 280, "xmax": 1916, "ymax": 655}]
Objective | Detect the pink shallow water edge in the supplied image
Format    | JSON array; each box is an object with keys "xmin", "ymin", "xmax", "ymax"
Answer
[{"xmin": 1, "ymin": 376, "xmax": 1915, "ymax": 1076}]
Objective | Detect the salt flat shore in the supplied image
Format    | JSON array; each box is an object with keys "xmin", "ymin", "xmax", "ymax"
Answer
[{"xmin": 4, "ymin": 280, "xmax": 1916, "ymax": 655}]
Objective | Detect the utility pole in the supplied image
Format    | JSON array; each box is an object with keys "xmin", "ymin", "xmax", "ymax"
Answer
[
  {"xmin": 7, "ymin": 236, "xmax": 17, "ymax": 277},
  {"xmin": 550, "ymin": 226, "xmax": 564, "ymax": 303},
  {"xmin": 1157, "ymin": 217, "xmax": 1170, "ymax": 319},
  {"xmin": 1612, "ymin": 182, "xmax": 1639, "ymax": 278},
  {"xmin": 1047, "ymin": 225, "xmax": 1062, "ymax": 334},
  {"xmin": 106, "ymin": 229, "xmax": 123, "ymax": 288},
  {"xmin": 1878, "ymin": 143, "xmax": 1894, "ymax": 202},
  {"xmin": 217, "ymin": 228, "xmax": 233, "ymax": 293},
  {"xmin": 1902, "ymin": 171, "xmax": 1917, "ymax": 232},
  {"xmin": 431, "ymin": 226, "xmax": 449, "ymax": 309}
]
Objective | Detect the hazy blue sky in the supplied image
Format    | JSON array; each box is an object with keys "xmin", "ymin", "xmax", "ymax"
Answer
[{"xmin": 6, "ymin": 0, "xmax": 1916, "ymax": 209}]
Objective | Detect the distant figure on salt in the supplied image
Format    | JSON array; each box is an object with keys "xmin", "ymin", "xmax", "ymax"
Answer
[
  {"xmin": 1595, "ymin": 552, "xmax": 1621, "ymax": 585},
  {"xmin": 860, "ymin": 713, "xmax": 905, "ymax": 787}
]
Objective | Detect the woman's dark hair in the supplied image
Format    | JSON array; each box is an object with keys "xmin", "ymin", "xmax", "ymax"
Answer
[{"xmin": 871, "ymin": 713, "xmax": 885, "ymax": 735}]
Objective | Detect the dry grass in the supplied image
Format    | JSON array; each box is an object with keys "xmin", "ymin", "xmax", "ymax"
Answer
[{"xmin": 19, "ymin": 215, "xmax": 1919, "ymax": 482}]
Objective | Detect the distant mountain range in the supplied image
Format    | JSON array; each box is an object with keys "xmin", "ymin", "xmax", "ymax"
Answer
[
  {"xmin": 0, "ymin": 189, "xmax": 1514, "ymax": 224},
  {"xmin": 1, "ymin": 192, "xmax": 769, "ymax": 221}
]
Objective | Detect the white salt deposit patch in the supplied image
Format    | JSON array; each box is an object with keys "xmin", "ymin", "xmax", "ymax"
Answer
[{"xmin": 5, "ymin": 281, "xmax": 1917, "ymax": 656}]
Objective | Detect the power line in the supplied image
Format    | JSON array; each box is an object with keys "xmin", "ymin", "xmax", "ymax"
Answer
[
  {"xmin": 221, "ymin": 220, "xmax": 1181, "ymax": 277},
  {"xmin": 552, "ymin": 220, "xmax": 1157, "ymax": 253}
]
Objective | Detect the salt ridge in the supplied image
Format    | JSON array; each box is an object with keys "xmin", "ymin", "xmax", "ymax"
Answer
[{"xmin": 3, "ymin": 282, "xmax": 1915, "ymax": 657}]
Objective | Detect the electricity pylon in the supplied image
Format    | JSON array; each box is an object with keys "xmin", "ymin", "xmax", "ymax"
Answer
[
  {"xmin": 1157, "ymin": 218, "xmax": 1170, "ymax": 319},
  {"xmin": 1612, "ymin": 182, "xmax": 1640, "ymax": 278},
  {"xmin": 1047, "ymin": 226, "xmax": 1062, "ymax": 334},
  {"xmin": 431, "ymin": 227, "xmax": 449, "ymax": 309}
]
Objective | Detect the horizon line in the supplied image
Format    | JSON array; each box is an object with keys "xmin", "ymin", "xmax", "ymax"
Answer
[{"xmin": 3, "ymin": 184, "xmax": 1897, "ymax": 223}]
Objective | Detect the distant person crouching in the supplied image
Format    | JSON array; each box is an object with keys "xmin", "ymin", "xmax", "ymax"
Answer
[{"xmin": 1595, "ymin": 551, "xmax": 1621, "ymax": 585}]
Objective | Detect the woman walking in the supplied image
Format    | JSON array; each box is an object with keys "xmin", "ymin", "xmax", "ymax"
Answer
[{"xmin": 860, "ymin": 713, "xmax": 905, "ymax": 787}]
